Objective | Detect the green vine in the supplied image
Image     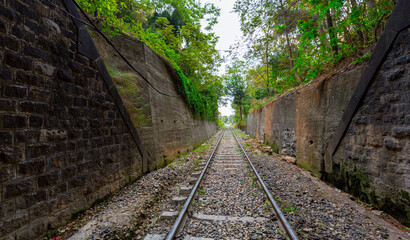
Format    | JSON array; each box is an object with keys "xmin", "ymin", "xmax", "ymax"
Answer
[{"xmin": 174, "ymin": 67, "xmax": 215, "ymax": 121}]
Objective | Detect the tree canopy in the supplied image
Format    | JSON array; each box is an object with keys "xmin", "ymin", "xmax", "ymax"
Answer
[
  {"xmin": 77, "ymin": 0, "xmax": 223, "ymax": 121},
  {"xmin": 77, "ymin": 0, "xmax": 396, "ymax": 125},
  {"xmin": 225, "ymin": 0, "xmax": 395, "ymax": 122},
  {"xmin": 224, "ymin": 60, "xmax": 249, "ymax": 126}
]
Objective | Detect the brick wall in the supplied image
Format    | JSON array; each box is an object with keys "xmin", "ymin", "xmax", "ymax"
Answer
[
  {"xmin": 331, "ymin": 28, "xmax": 410, "ymax": 226},
  {"xmin": 0, "ymin": 0, "xmax": 142, "ymax": 238}
]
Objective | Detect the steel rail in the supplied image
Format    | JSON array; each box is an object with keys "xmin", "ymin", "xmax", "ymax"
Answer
[
  {"xmin": 231, "ymin": 129, "xmax": 299, "ymax": 240},
  {"xmin": 166, "ymin": 129, "xmax": 225, "ymax": 240}
]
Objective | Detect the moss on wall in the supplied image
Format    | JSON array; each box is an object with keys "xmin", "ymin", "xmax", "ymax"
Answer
[
  {"xmin": 381, "ymin": 190, "xmax": 410, "ymax": 227},
  {"xmin": 107, "ymin": 66, "xmax": 151, "ymax": 128},
  {"xmin": 298, "ymin": 160, "xmax": 322, "ymax": 179},
  {"xmin": 326, "ymin": 159, "xmax": 410, "ymax": 227}
]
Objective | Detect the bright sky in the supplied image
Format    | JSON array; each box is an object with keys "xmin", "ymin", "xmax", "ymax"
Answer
[{"xmin": 200, "ymin": 0, "xmax": 242, "ymax": 116}]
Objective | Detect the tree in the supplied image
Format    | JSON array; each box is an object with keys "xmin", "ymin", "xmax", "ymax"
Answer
[
  {"xmin": 229, "ymin": 0, "xmax": 395, "ymax": 112},
  {"xmin": 77, "ymin": 0, "xmax": 223, "ymax": 121},
  {"xmin": 224, "ymin": 61, "xmax": 247, "ymax": 122}
]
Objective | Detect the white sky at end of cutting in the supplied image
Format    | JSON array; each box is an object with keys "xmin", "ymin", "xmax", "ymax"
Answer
[
  {"xmin": 219, "ymin": 103, "xmax": 235, "ymax": 116},
  {"xmin": 200, "ymin": 0, "xmax": 242, "ymax": 117}
]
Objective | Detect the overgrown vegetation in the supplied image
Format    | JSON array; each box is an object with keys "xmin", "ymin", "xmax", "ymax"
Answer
[
  {"xmin": 225, "ymin": 0, "xmax": 394, "ymax": 122},
  {"xmin": 77, "ymin": 0, "xmax": 223, "ymax": 121},
  {"xmin": 77, "ymin": 0, "xmax": 395, "ymax": 126}
]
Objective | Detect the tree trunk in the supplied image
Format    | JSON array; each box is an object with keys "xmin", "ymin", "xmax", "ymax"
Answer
[
  {"xmin": 366, "ymin": 0, "xmax": 376, "ymax": 9},
  {"xmin": 284, "ymin": 30, "xmax": 294, "ymax": 68},
  {"xmin": 366, "ymin": 0, "xmax": 379, "ymax": 42},
  {"xmin": 350, "ymin": 0, "xmax": 365, "ymax": 47},
  {"xmin": 326, "ymin": 9, "xmax": 339, "ymax": 56},
  {"xmin": 279, "ymin": 0, "xmax": 294, "ymax": 69},
  {"xmin": 265, "ymin": 42, "xmax": 270, "ymax": 97},
  {"xmin": 239, "ymin": 105, "xmax": 243, "ymax": 121}
]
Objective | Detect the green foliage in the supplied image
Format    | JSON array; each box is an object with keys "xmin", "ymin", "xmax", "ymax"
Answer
[
  {"xmin": 232, "ymin": 0, "xmax": 395, "ymax": 111},
  {"xmin": 216, "ymin": 117, "xmax": 225, "ymax": 129},
  {"xmin": 283, "ymin": 207, "xmax": 296, "ymax": 212},
  {"xmin": 174, "ymin": 67, "xmax": 214, "ymax": 120},
  {"xmin": 77, "ymin": 0, "xmax": 222, "ymax": 121},
  {"xmin": 235, "ymin": 118, "xmax": 247, "ymax": 129},
  {"xmin": 351, "ymin": 52, "xmax": 372, "ymax": 65},
  {"xmin": 223, "ymin": 60, "xmax": 250, "ymax": 124}
]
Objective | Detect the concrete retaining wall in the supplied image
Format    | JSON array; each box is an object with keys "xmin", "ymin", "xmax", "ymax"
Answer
[
  {"xmin": 263, "ymin": 92, "xmax": 297, "ymax": 155},
  {"xmin": 93, "ymin": 34, "xmax": 217, "ymax": 171},
  {"xmin": 246, "ymin": 26, "xmax": 409, "ymax": 225},
  {"xmin": 247, "ymin": 66, "xmax": 361, "ymax": 164}
]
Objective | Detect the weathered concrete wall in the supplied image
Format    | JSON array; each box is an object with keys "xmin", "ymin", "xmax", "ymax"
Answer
[
  {"xmin": 296, "ymin": 68, "xmax": 363, "ymax": 175},
  {"xmin": 246, "ymin": 70, "xmax": 359, "ymax": 162},
  {"xmin": 0, "ymin": 0, "xmax": 143, "ymax": 238},
  {"xmin": 246, "ymin": 111, "xmax": 257, "ymax": 138},
  {"xmin": 93, "ymin": 34, "xmax": 217, "ymax": 171},
  {"xmin": 246, "ymin": 27, "xmax": 409, "ymax": 225},
  {"xmin": 263, "ymin": 92, "xmax": 297, "ymax": 155},
  {"xmin": 331, "ymin": 28, "xmax": 410, "ymax": 226},
  {"xmin": 256, "ymin": 107, "xmax": 265, "ymax": 141}
]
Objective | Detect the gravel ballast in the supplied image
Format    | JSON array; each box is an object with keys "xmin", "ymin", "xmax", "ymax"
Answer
[
  {"xmin": 53, "ymin": 129, "xmax": 408, "ymax": 239},
  {"xmin": 178, "ymin": 131, "xmax": 283, "ymax": 239},
  {"xmin": 235, "ymin": 129, "xmax": 409, "ymax": 240},
  {"xmin": 50, "ymin": 133, "xmax": 219, "ymax": 239}
]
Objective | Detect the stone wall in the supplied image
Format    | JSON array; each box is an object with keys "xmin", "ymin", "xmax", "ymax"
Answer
[
  {"xmin": 331, "ymin": 28, "xmax": 410, "ymax": 226},
  {"xmin": 246, "ymin": 14, "xmax": 409, "ymax": 225},
  {"xmin": 93, "ymin": 33, "xmax": 217, "ymax": 171},
  {"xmin": 0, "ymin": 0, "xmax": 215, "ymax": 239},
  {"xmin": 0, "ymin": 0, "xmax": 143, "ymax": 238}
]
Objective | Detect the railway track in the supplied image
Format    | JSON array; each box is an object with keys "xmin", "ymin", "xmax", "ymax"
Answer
[{"xmin": 144, "ymin": 129, "xmax": 298, "ymax": 240}]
